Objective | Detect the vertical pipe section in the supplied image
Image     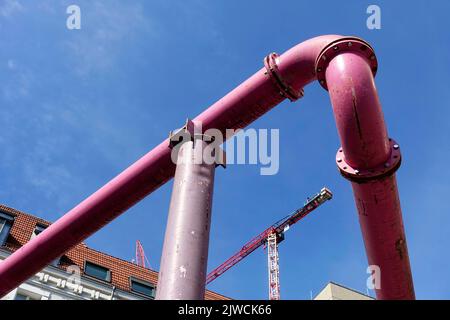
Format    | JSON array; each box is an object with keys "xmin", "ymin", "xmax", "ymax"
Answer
[
  {"xmin": 156, "ymin": 138, "xmax": 216, "ymax": 300},
  {"xmin": 325, "ymin": 51, "xmax": 415, "ymax": 299},
  {"xmin": 352, "ymin": 175, "xmax": 413, "ymax": 300}
]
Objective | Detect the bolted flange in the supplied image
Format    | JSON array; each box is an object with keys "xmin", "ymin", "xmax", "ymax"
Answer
[
  {"xmin": 336, "ymin": 139, "xmax": 402, "ymax": 183},
  {"xmin": 315, "ymin": 37, "xmax": 378, "ymax": 91},
  {"xmin": 264, "ymin": 52, "xmax": 304, "ymax": 102}
]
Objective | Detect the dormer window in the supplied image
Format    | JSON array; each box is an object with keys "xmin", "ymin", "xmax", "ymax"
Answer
[
  {"xmin": 32, "ymin": 224, "xmax": 46, "ymax": 239},
  {"xmin": 84, "ymin": 261, "xmax": 111, "ymax": 282},
  {"xmin": 130, "ymin": 277, "xmax": 156, "ymax": 299},
  {"xmin": 0, "ymin": 212, "xmax": 14, "ymax": 246}
]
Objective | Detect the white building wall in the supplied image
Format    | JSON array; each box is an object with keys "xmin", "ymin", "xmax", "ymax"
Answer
[
  {"xmin": 314, "ymin": 282, "xmax": 374, "ymax": 300},
  {"xmin": 0, "ymin": 249, "xmax": 150, "ymax": 300}
]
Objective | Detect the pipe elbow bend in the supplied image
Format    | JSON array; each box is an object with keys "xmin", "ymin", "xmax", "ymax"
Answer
[
  {"xmin": 315, "ymin": 36, "xmax": 379, "ymax": 91},
  {"xmin": 269, "ymin": 35, "xmax": 378, "ymax": 99}
]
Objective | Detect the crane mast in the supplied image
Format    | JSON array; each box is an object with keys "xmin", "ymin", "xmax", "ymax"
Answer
[
  {"xmin": 135, "ymin": 240, "xmax": 151, "ymax": 269},
  {"xmin": 206, "ymin": 187, "xmax": 333, "ymax": 299},
  {"xmin": 267, "ymin": 232, "xmax": 281, "ymax": 300}
]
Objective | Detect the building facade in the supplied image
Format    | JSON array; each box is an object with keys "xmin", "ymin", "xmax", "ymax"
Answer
[
  {"xmin": 0, "ymin": 205, "xmax": 229, "ymax": 300},
  {"xmin": 314, "ymin": 282, "xmax": 374, "ymax": 300}
]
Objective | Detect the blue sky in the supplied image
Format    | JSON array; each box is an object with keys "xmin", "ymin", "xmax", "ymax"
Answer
[{"xmin": 0, "ymin": 0, "xmax": 449, "ymax": 299}]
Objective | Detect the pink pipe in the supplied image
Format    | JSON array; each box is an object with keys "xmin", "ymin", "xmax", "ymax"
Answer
[
  {"xmin": 352, "ymin": 176, "xmax": 414, "ymax": 299},
  {"xmin": 325, "ymin": 51, "xmax": 414, "ymax": 299},
  {"xmin": 0, "ymin": 35, "xmax": 414, "ymax": 299},
  {"xmin": 326, "ymin": 53, "xmax": 390, "ymax": 168},
  {"xmin": 156, "ymin": 138, "xmax": 216, "ymax": 300}
]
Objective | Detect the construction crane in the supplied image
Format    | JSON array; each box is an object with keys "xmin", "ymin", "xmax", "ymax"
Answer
[
  {"xmin": 134, "ymin": 240, "xmax": 151, "ymax": 269},
  {"xmin": 206, "ymin": 187, "xmax": 333, "ymax": 300}
]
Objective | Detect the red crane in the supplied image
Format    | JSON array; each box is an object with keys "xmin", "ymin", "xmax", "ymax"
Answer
[
  {"xmin": 135, "ymin": 240, "xmax": 151, "ymax": 269},
  {"xmin": 206, "ymin": 187, "xmax": 333, "ymax": 300}
]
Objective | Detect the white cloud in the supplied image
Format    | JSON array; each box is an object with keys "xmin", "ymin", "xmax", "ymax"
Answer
[
  {"xmin": 0, "ymin": 0, "xmax": 24, "ymax": 18},
  {"xmin": 62, "ymin": 0, "xmax": 155, "ymax": 76}
]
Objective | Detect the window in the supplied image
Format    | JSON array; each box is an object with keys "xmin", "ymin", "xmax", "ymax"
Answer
[
  {"xmin": 130, "ymin": 277, "xmax": 156, "ymax": 298},
  {"xmin": 32, "ymin": 224, "xmax": 46, "ymax": 238},
  {"xmin": 15, "ymin": 293, "xmax": 32, "ymax": 300},
  {"xmin": 15, "ymin": 291, "xmax": 40, "ymax": 300},
  {"xmin": 50, "ymin": 257, "xmax": 61, "ymax": 267},
  {"xmin": 0, "ymin": 212, "xmax": 14, "ymax": 246},
  {"xmin": 84, "ymin": 261, "xmax": 111, "ymax": 282}
]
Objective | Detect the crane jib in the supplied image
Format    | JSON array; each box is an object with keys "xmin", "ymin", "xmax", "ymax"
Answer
[{"xmin": 206, "ymin": 187, "xmax": 333, "ymax": 285}]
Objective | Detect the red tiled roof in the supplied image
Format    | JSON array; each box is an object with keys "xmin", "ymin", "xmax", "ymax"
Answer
[{"xmin": 0, "ymin": 204, "xmax": 230, "ymax": 300}]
